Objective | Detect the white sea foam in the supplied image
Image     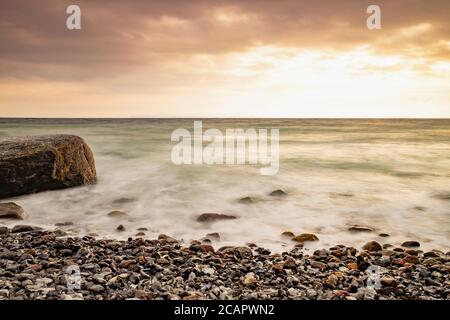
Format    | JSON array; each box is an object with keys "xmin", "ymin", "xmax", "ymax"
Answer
[{"xmin": 1, "ymin": 119, "xmax": 449, "ymax": 252}]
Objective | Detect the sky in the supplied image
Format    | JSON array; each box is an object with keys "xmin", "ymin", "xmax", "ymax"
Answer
[{"xmin": 0, "ymin": 0, "xmax": 449, "ymax": 118}]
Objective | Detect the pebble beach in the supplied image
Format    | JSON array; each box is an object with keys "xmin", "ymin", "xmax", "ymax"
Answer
[{"xmin": 0, "ymin": 228, "xmax": 448, "ymax": 300}]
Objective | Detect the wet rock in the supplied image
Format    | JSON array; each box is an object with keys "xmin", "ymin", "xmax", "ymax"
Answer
[
  {"xmin": 311, "ymin": 261, "xmax": 327, "ymax": 270},
  {"xmin": 269, "ymin": 189, "xmax": 287, "ymax": 197},
  {"xmin": 137, "ymin": 227, "xmax": 148, "ymax": 231},
  {"xmin": 292, "ymin": 233, "xmax": 319, "ymax": 242},
  {"xmin": 55, "ymin": 221, "xmax": 74, "ymax": 227},
  {"xmin": 116, "ymin": 225, "xmax": 126, "ymax": 232},
  {"xmin": 404, "ymin": 255, "xmax": 420, "ymax": 264},
  {"xmin": 281, "ymin": 231, "xmax": 295, "ymax": 239},
  {"xmin": 379, "ymin": 233, "xmax": 390, "ymax": 237},
  {"xmin": 401, "ymin": 241, "xmax": 420, "ymax": 248},
  {"xmin": 283, "ymin": 256, "xmax": 296, "ymax": 269},
  {"xmin": 112, "ymin": 197, "xmax": 135, "ymax": 205},
  {"xmin": 158, "ymin": 234, "xmax": 178, "ymax": 243},
  {"xmin": 348, "ymin": 225, "xmax": 373, "ymax": 232},
  {"xmin": 89, "ymin": 284, "xmax": 105, "ymax": 293},
  {"xmin": 432, "ymin": 192, "xmax": 450, "ymax": 201},
  {"xmin": 0, "ymin": 226, "xmax": 8, "ymax": 235},
  {"xmin": 423, "ymin": 258, "xmax": 439, "ymax": 266},
  {"xmin": 11, "ymin": 225, "xmax": 34, "ymax": 233},
  {"xmin": 0, "ymin": 135, "xmax": 96, "ymax": 199},
  {"xmin": 135, "ymin": 232, "xmax": 145, "ymax": 237},
  {"xmin": 238, "ymin": 196, "xmax": 254, "ymax": 204},
  {"xmin": 205, "ymin": 232, "xmax": 220, "ymax": 241},
  {"xmin": 424, "ymin": 251, "xmax": 440, "ymax": 258},
  {"xmin": 196, "ymin": 213, "xmax": 237, "ymax": 222},
  {"xmin": 362, "ymin": 241, "xmax": 382, "ymax": 252},
  {"xmin": 107, "ymin": 211, "xmax": 128, "ymax": 218}
]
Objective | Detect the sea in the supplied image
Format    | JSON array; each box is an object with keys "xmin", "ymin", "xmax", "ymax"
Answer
[{"xmin": 0, "ymin": 118, "xmax": 449, "ymax": 252}]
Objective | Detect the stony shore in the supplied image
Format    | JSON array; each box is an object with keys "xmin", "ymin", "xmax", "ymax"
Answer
[{"xmin": 0, "ymin": 228, "xmax": 448, "ymax": 300}]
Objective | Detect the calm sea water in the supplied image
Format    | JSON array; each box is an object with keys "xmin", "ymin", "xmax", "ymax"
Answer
[{"xmin": 1, "ymin": 118, "xmax": 449, "ymax": 252}]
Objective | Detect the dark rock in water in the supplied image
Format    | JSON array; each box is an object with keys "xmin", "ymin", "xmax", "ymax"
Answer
[
  {"xmin": 108, "ymin": 211, "xmax": 128, "ymax": 218},
  {"xmin": 238, "ymin": 196, "xmax": 254, "ymax": 204},
  {"xmin": 112, "ymin": 197, "xmax": 135, "ymax": 205},
  {"xmin": 281, "ymin": 231, "xmax": 295, "ymax": 239},
  {"xmin": 11, "ymin": 225, "xmax": 34, "ymax": 233},
  {"xmin": 0, "ymin": 135, "xmax": 96, "ymax": 199},
  {"xmin": 292, "ymin": 233, "xmax": 319, "ymax": 242},
  {"xmin": 432, "ymin": 192, "xmax": 450, "ymax": 201},
  {"xmin": 269, "ymin": 189, "xmax": 287, "ymax": 197},
  {"xmin": 137, "ymin": 227, "xmax": 148, "ymax": 231},
  {"xmin": 0, "ymin": 202, "xmax": 27, "ymax": 220},
  {"xmin": 0, "ymin": 226, "xmax": 8, "ymax": 235},
  {"xmin": 55, "ymin": 221, "xmax": 74, "ymax": 227},
  {"xmin": 116, "ymin": 224, "xmax": 126, "ymax": 232},
  {"xmin": 401, "ymin": 241, "xmax": 420, "ymax": 248},
  {"xmin": 205, "ymin": 232, "xmax": 220, "ymax": 241},
  {"xmin": 362, "ymin": 241, "xmax": 382, "ymax": 252},
  {"xmin": 379, "ymin": 233, "xmax": 390, "ymax": 237},
  {"xmin": 135, "ymin": 232, "xmax": 145, "ymax": 237},
  {"xmin": 197, "ymin": 213, "xmax": 237, "ymax": 222},
  {"xmin": 348, "ymin": 225, "xmax": 373, "ymax": 232}
]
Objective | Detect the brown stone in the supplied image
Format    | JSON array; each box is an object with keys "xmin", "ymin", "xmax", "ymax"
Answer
[
  {"xmin": 404, "ymin": 255, "xmax": 420, "ymax": 264},
  {"xmin": 311, "ymin": 261, "xmax": 327, "ymax": 270},
  {"xmin": 347, "ymin": 262, "xmax": 358, "ymax": 270},
  {"xmin": 381, "ymin": 277, "xmax": 397, "ymax": 288},
  {"xmin": 362, "ymin": 241, "xmax": 382, "ymax": 252},
  {"xmin": 281, "ymin": 231, "xmax": 295, "ymax": 239},
  {"xmin": 292, "ymin": 233, "xmax": 319, "ymax": 242},
  {"xmin": 0, "ymin": 135, "xmax": 96, "ymax": 199}
]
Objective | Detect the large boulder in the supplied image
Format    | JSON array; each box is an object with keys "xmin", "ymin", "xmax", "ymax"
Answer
[
  {"xmin": 0, "ymin": 202, "xmax": 27, "ymax": 219},
  {"xmin": 0, "ymin": 135, "xmax": 96, "ymax": 199}
]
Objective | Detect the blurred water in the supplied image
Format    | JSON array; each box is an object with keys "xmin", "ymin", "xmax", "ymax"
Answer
[{"xmin": 0, "ymin": 118, "xmax": 449, "ymax": 252}]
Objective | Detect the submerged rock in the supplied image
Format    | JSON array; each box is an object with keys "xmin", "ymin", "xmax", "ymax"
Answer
[
  {"xmin": 108, "ymin": 211, "xmax": 128, "ymax": 218},
  {"xmin": 0, "ymin": 202, "xmax": 27, "ymax": 220},
  {"xmin": 55, "ymin": 221, "xmax": 74, "ymax": 227},
  {"xmin": 116, "ymin": 225, "xmax": 126, "ymax": 232},
  {"xmin": 348, "ymin": 225, "xmax": 373, "ymax": 233},
  {"xmin": 197, "ymin": 213, "xmax": 237, "ymax": 222},
  {"xmin": 238, "ymin": 196, "xmax": 254, "ymax": 204},
  {"xmin": 0, "ymin": 135, "xmax": 96, "ymax": 199},
  {"xmin": 205, "ymin": 232, "xmax": 221, "ymax": 241},
  {"xmin": 269, "ymin": 189, "xmax": 287, "ymax": 197}
]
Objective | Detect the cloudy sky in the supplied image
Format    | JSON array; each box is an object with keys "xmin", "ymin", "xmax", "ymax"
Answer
[{"xmin": 0, "ymin": 0, "xmax": 449, "ymax": 117}]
